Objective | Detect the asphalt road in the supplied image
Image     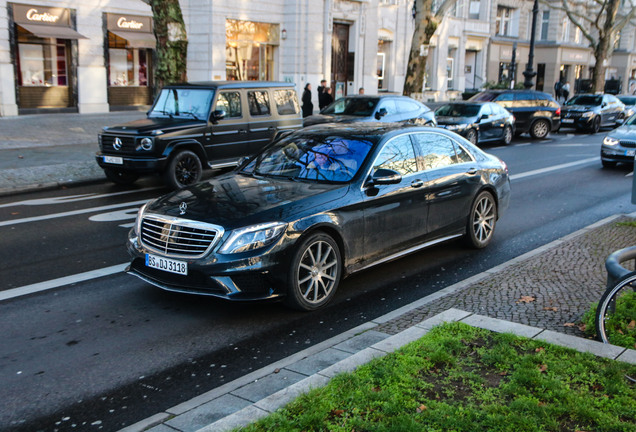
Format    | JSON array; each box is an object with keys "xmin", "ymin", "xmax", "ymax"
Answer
[{"xmin": 0, "ymin": 129, "xmax": 634, "ymax": 431}]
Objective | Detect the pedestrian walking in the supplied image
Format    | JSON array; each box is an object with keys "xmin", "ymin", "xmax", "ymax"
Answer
[
  {"xmin": 319, "ymin": 87, "xmax": 334, "ymax": 110},
  {"xmin": 554, "ymin": 81, "xmax": 562, "ymax": 101},
  {"xmin": 562, "ymin": 81, "xmax": 570, "ymax": 102},
  {"xmin": 302, "ymin": 83, "xmax": 313, "ymax": 118}
]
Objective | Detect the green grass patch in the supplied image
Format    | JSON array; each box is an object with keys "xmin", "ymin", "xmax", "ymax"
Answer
[
  {"xmin": 582, "ymin": 290, "xmax": 636, "ymax": 349},
  {"xmin": 238, "ymin": 322, "xmax": 636, "ymax": 432}
]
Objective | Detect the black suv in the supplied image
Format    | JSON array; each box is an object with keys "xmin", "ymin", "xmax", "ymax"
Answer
[
  {"xmin": 560, "ymin": 94, "xmax": 625, "ymax": 133},
  {"xmin": 469, "ymin": 90, "xmax": 561, "ymax": 139},
  {"xmin": 97, "ymin": 81, "xmax": 303, "ymax": 189}
]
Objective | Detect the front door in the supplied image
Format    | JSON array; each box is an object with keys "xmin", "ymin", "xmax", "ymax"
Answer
[
  {"xmin": 207, "ymin": 90, "xmax": 250, "ymax": 165},
  {"xmin": 332, "ymin": 23, "xmax": 349, "ymax": 98}
]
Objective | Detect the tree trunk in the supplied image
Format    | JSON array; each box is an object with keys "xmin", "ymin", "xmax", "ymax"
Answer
[
  {"xmin": 149, "ymin": 0, "xmax": 188, "ymax": 91},
  {"xmin": 590, "ymin": 0, "xmax": 620, "ymax": 93},
  {"xmin": 403, "ymin": 0, "xmax": 436, "ymax": 96}
]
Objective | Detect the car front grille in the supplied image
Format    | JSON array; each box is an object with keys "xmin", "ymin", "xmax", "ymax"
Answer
[
  {"xmin": 140, "ymin": 215, "xmax": 223, "ymax": 258},
  {"xmin": 101, "ymin": 134, "xmax": 137, "ymax": 153},
  {"xmin": 620, "ymin": 140, "xmax": 636, "ymax": 148},
  {"xmin": 563, "ymin": 111, "xmax": 582, "ymax": 119}
]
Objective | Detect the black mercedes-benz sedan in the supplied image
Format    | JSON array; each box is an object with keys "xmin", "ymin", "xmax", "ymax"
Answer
[{"xmin": 126, "ymin": 124, "xmax": 510, "ymax": 311}]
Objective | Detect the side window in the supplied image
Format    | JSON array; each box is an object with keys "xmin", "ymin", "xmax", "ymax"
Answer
[
  {"xmin": 373, "ymin": 135, "xmax": 418, "ymax": 176},
  {"xmin": 274, "ymin": 89, "xmax": 300, "ymax": 115},
  {"xmin": 411, "ymin": 132, "xmax": 458, "ymax": 170},
  {"xmin": 480, "ymin": 104, "xmax": 493, "ymax": 116},
  {"xmin": 215, "ymin": 92, "xmax": 242, "ymax": 118},
  {"xmin": 247, "ymin": 91, "xmax": 271, "ymax": 116},
  {"xmin": 378, "ymin": 99, "xmax": 398, "ymax": 115},
  {"xmin": 494, "ymin": 92, "xmax": 513, "ymax": 108},
  {"xmin": 395, "ymin": 99, "xmax": 420, "ymax": 113},
  {"xmin": 453, "ymin": 141, "xmax": 474, "ymax": 163}
]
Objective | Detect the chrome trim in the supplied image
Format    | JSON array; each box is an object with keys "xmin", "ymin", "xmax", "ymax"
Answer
[
  {"xmin": 208, "ymin": 161, "xmax": 239, "ymax": 169},
  {"xmin": 354, "ymin": 234, "xmax": 463, "ymax": 273},
  {"xmin": 250, "ymin": 127, "xmax": 269, "ymax": 132},
  {"xmin": 140, "ymin": 213, "xmax": 224, "ymax": 258},
  {"xmin": 211, "ymin": 130, "xmax": 241, "ymax": 136}
]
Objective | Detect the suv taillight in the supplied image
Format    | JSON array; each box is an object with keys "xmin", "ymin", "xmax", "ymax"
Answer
[{"xmin": 555, "ymin": 107, "xmax": 561, "ymax": 116}]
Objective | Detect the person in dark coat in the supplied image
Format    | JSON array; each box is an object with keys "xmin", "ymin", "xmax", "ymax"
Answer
[
  {"xmin": 302, "ymin": 83, "xmax": 313, "ymax": 118},
  {"xmin": 319, "ymin": 87, "xmax": 334, "ymax": 110}
]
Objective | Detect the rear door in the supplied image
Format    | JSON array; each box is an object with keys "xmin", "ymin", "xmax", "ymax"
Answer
[{"xmin": 207, "ymin": 90, "xmax": 250, "ymax": 165}]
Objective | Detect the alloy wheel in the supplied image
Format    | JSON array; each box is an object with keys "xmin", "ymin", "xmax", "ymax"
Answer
[
  {"xmin": 468, "ymin": 192, "xmax": 496, "ymax": 248},
  {"xmin": 296, "ymin": 239, "xmax": 339, "ymax": 305}
]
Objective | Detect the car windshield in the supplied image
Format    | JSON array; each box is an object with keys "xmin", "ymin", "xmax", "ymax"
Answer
[
  {"xmin": 241, "ymin": 135, "xmax": 373, "ymax": 183},
  {"xmin": 618, "ymin": 96, "xmax": 636, "ymax": 106},
  {"xmin": 435, "ymin": 104, "xmax": 481, "ymax": 117},
  {"xmin": 321, "ymin": 97, "xmax": 379, "ymax": 116},
  {"xmin": 565, "ymin": 95, "xmax": 601, "ymax": 106},
  {"xmin": 149, "ymin": 88, "xmax": 215, "ymax": 120}
]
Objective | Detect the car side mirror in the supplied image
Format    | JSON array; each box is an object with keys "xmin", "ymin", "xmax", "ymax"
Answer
[
  {"xmin": 375, "ymin": 108, "xmax": 388, "ymax": 120},
  {"xmin": 480, "ymin": 114, "xmax": 489, "ymax": 121},
  {"xmin": 369, "ymin": 168, "xmax": 402, "ymax": 185},
  {"xmin": 210, "ymin": 110, "xmax": 227, "ymax": 123},
  {"xmin": 602, "ymin": 102, "xmax": 607, "ymax": 108}
]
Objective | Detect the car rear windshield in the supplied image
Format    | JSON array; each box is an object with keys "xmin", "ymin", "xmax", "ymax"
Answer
[
  {"xmin": 149, "ymin": 88, "xmax": 215, "ymax": 120},
  {"xmin": 435, "ymin": 104, "xmax": 481, "ymax": 117},
  {"xmin": 242, "ymin": 135, "xmax": 373, "ymax": 183},
  {"xmin": 565, "ymin": 95, "xmax": 601, "ymax": 106},
  {"xmin": 321, "ymin": 97, "xmax": 379, "ymax": 116},
  {"xmin": 618, "ymin": 96, "xmax": 636, "ymax": 106},
  {"xmin": 468, "ymin": 92, "xmax": 497, "ymax": 102}
]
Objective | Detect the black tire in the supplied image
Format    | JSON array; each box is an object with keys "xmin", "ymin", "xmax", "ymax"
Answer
[
  {"xmin": 465, "ymin": 191, "xmax": 497, "ymax": 249},
  {"xmin": 590, "ymin": 116, "xmax": 601, "ymax": 134},
  {"xmin": 501, "ymin": 125, "xmax": 513, "ymax": 145},
  {"xmin": 164, "ymin": 150, "xmax": 203, "ymax": 189},
  {"xmin": 465, "ymin": 128, "xmax": 478, "ymax": 145},
  {"xmin": 103, "ymin": 168, "xmax": 139, "ymax": 185},
  {"xmin": 601, "ymin": 159, "xmax": 617, "ymax": 168},
  {"xmin": 284, "ymin": 232, "xmax": 342, "ymax": 311},
  {"xmin": 529, "ymin": 119, "xmax": 550, "ymax": 139},
  {"xmin": 594, "ymin": 272, "xmax": 636, "ymax": 345}
]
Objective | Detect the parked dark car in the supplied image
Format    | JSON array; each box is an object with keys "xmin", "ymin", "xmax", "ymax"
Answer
[
  {"xmin": 303, "ymin": 95, "xmax": 436, "ymax": 127},
  {"xmin": 469, "ymin": 90, "xmax": 561, "ymax": 139},
  {"xmin": 96, "ymin": 81, "xmax": 303, "ymax": 189},
  {"xmin": 126, "ymin": 123, "xmax": 510, "ymax": 311},
  {"xmin": 616, "ymin": 95, "xmax": 636, "ymax": 120},
  {"xmin": 560, "ymin": 93, "xmax": 625, "ymax": 133},
  {"xmin": 435, "ymin": 101, "xmax": 515, "ymax": 146},
  {"xmin": 600, "ymin": 114, "xmax": 636, "ymax": 168}
]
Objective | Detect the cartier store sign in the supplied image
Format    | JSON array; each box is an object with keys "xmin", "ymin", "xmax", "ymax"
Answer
[
  {"xmin": 106, "ymin": 13, "xmax": 152, "ymax": 34},
  {"xmin": 13, "ymin": 3, "xmax": 70, "ymax": 27}
]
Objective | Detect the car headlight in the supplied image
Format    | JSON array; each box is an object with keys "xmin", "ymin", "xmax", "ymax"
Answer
[
  {"xmin": 625, "ymin": 108, "xmax": 635, "ymax": 118},
  {"xmin": 603, "ymin": 136, "xmax": 620, "ymax": 146},
  {"xmin": 219, "ymin": 222, "xmax": 287, "ymax": 254},
  {"xmin": 139, "ymin": 137, "xmax": 154, "ymax": 151},
  {"xmin": 581, "ymin": 111, "xmax": 595, "ymax": 118}
]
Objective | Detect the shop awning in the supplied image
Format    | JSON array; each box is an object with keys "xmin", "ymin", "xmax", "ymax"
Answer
[
  {"xmin": 110, "ymin": 30, "xmax": 156, "ymax": 49},
  {"xmin": 19, "ymin": 23, "xmax": 87, "ymax": 39}
]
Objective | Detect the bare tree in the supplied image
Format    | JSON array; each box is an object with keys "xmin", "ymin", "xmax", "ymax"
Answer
[
  {"xmin": 144, "ymin": 0, "xmax": 188, "ymax": 90},
  {"xmin": 403, "ymin": 0, "xmax": 438, "ymax": 96},
  {"xmin": 547, "ymin": 0, "xmax": 636, "ymax": 92}
]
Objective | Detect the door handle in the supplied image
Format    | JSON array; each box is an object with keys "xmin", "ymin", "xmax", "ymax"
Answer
[
  {"xmin": 238, "ymin": 129, "xmax": 248, "ymax": 134},
  {"xmin": 411, "ymin": 179, "xmax": 424, "ymax": 188},
  {"xmin": 467, "ymin": 168, "xmax": 477, "ymax": 175}
]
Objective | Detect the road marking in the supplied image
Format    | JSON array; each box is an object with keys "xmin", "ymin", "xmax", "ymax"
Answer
[
  {"xmin": 0, "ymin": 199, "xmax": 149, "ymax": 227},
  {"xmin": 0, "ymin": 187, "xmax": 161, "ymax": 209},
  {"xmin": 0, "ymin": 263, "xmax": 128, "ymax": 302},
  {"xmin": 510, "ymin": 157, "xmax": 598, "ymax": 181}
]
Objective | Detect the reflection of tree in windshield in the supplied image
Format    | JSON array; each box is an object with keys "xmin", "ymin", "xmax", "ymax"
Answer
[
  {"xmin": 150, "ymin": 89, "xmax": 214, "ymax": 119},
  {"xmin": 322, "ymin": 98, "xmax": 379, "ymax": 117}
]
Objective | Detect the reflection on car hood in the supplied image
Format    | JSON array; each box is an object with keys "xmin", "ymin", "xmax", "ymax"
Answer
[
  {"xmin": 304, "ymin": 114, "xmax": 374, "ymax": 126},
  {"xmin": 562, "ymin": 104, "xmax": 597, "ymax": 112},
  {"xmin": 608, "ymin": 124, "xmax": 636, "ymax": 139},
  {"xmin": 436, "ymin": 116, "xmax": 475, "ymax": 125},
  {"xmin": 146, "ymin": 173, "xmax": 348, "ymax": 228},
  {"xmin": 102, "ymin": 117, "xmax": 206, "ymax": 135}
]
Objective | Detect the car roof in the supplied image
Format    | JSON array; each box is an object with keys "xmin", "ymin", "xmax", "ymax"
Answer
[
  {"xmin": 163, "ymin": 81, "xmax": 295, "ymax": 90},
  {"xmin": 297, "ymin": 122, "xmax": 456, "ymax": 142}
]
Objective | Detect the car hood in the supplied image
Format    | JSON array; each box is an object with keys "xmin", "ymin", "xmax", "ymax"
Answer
[
  {"xmin": 102, "ymin": 117, "xmax": 206, "ymax": 135},
  {"xmin": 608, "ymin": 124, "xmax": 636, "ymax": 139},
  {"xmin": 562, "ymin": 104, "xmax": 598, "ymax": 112},
  {"xmin": 145, "ymin": 173, "xmax": 349, "ymax": 229},
  {"xmin": 436, "ymin": 116, "xmax": 475, "ymax": 125},
  {"xmin": 304, "ymin": 114, "xmax": 373, "ymax": 127}
]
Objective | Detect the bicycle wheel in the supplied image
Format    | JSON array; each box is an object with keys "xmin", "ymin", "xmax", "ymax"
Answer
[{"xmin": 595, "ymin": 272, "xmax": 636, "ymax": 346}]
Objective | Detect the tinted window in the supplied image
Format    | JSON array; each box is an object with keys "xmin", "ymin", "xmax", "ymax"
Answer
[
  {"xmin": 453, "ymin": 141, "xmax": 474, "ymax": 163},
  {"xmin": 373, "ymin": 135, "xmax": 418, "ymax": 176},
  {"xmin": 411, "ymin": 133, "xmax": 457, "ymax": 170},
  {"xmin": 435, "ymin": 104, "xmax": 480, "ymax": 117},
  {"xmin": 248, "ymin": 91, "xmax": 271, "ymax": 116},
  {"xmin": 513, "ymin": 92, "xmax": 535, "ymax": 101},
  {"xmin": 618, "ymin": 96, "xmax": 636, "ymax": 105},
  {"xmin": 494, "ymin": 93, "xmax": 514, "ymax": 102},
  {"xmin": 566, "ymin": 95, "xmax": 602, "ymax": 106},
  {"xmin": 216, "ymin": 92, "xmax": 242, "ymax": 118},
  {"xmin": 469, "ymin": 92, "xmax": 497, "ymax": 102},
  {"xmin": 274, "ymin": 89, "xmax": 300, "ymax": 115},
  {"xmin": 322, "ymin": 97, "xmax": 379, "ymax": 116}
]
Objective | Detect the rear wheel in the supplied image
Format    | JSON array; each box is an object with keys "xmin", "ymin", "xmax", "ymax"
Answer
[
  {"xmin": 465, "ymin": 128, "xmax": 478, "ymax": 145},
  {"xmin": 164, "ymin": 150, "xmax": 203, "ymax": 189},
  {"xmin": 284, "ymin": 233, "xmax": 342, "ymax": 311},
  {"xmin": 529, "ymin": 119, "xmax": 550, "ymax": 139},
  {"xmin": 103, "ymin": 168, "xmax": 139, "ymax": 185},
  {"xmin": 465, "ymin": 191, "xmax": 497, "ymax": 249}
]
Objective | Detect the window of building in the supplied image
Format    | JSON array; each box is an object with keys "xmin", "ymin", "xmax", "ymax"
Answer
[
  {"xmin": 496, "ymin": 7, "xmax": 513, "ymax": 36},
  {"xmin": 469, "ymin": 0, "xmax": 481, "ymax": 19},
  {"xmin": 107, "ymin": 32, "xmax": 149, "ymax": 87},
  {"xmin": 561, "ymin": 16, "xmax": 570, "ymax": 42},
  {"xmin": 540, "ymin": 11, "xmax": 550, "ymax": 40},
  {"xmin": 455, "ymin": 0, "xmax": 465, "ymax": 18},
  {"xmin": 17, "ymin": 27, "xmax": 68, "ymax": 87},
  {"xmin": 447, "ymin": 56, "xmax": 455, "ymax": 89},
  {"xmin": 575, "ymin": 27, "xmax": 582, "ymax": 44},
  {"xmin": 226, "ymin": 19, "xmax": 279, "ymax": 81},
  {"xmin": 498, "ymin": 62, "xmax": 515, "ymax": 83}
]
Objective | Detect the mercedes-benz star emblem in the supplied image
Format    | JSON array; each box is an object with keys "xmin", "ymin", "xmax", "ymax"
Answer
[
  {"xmin": 113, "ymin": 137, "xmax": 122, "ymax": 150},
  {"xmin": 179, "ymin": 202, "xmax": 188, "ymax": 215}
]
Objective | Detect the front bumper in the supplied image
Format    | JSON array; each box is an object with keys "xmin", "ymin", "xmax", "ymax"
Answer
[
  {"xmin": 601, "ymin": 146, "xmax": 636, "ymax": 164},
  {"xmin": 559, "ymin": 114, "xmax": 594, "ymax": 130},
  {"xmin": 126, "ymin": 231, "xmax": 289, "ymax": 301},
  {"xmin": 96, "ymin": 152, "xmax": 168, "ymax": 174}
]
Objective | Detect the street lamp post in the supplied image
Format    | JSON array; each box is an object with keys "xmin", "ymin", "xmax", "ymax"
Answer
[{"xmin": 522, "ymin": 0, "xmax": 539, "ymax": 89}]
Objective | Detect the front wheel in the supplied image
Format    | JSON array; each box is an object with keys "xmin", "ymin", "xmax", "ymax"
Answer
[
  {"xmin": 590, "ymin": 116, "xmax": 601, "ymax": 134},
  {"xmin": 284, "ymin": 233, "xmax": 342, "ymax": 311},
  {"xmin": 595, "ymin": 273, "xmax": 636, "ymax": 346},
  {"xmin": 530, "ymin": 119, "xmax": 550, "ymax": 139},
  {"xmin": 501, "ymin": 125, "xmax": 513, "ymax": 145},
  {"xmin": 465, "ymin": 191, "xmax": 497, "ymax": 249},
  {"xmin": 465, "ymin": 128, "xmax": 478, "ymax": 145},
  {"xmin": 164, "ymin": 150, "xmax": 203, "ymax": 189}
]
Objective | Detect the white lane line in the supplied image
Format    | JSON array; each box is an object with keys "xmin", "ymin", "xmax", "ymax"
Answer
[
  {"xmin": 0, "ymin": 199, "xmax": 149, "ymax": 227},
  {"xmin": 510, "ymin": 157, "xmax": 598, "ymax": 181},
  {"xmin": 0, "ymin": 263, "xmax": 128, "ymax": 302},
  {"xmin": 0, "ymin": 187, "xmax": 161, "ymax": 209}
]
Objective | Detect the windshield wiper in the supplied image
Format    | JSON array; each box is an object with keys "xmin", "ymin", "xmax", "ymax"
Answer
[
  {"xmin": 179, "ymin": 111, "xmax": 201, "ymax": 120},
  {"xmin": 153, "ymin": 110, "xmax": 174, "ymax": 118}
]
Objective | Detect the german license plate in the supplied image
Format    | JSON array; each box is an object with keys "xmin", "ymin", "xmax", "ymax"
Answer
[
  {"xmin": 562, "ymin": 119, "xmax": 574, "ymax": 124},
  {"xmin": 104, "ymin": 155, "xmax": 123, "ymax": 165},
  {"xmin": 626, "ymin": 150, "xmax": 635, "ymax": 157},
  {"xmin": 145, "ymin": 254, "xmax": 188, "ymax": 275}
]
